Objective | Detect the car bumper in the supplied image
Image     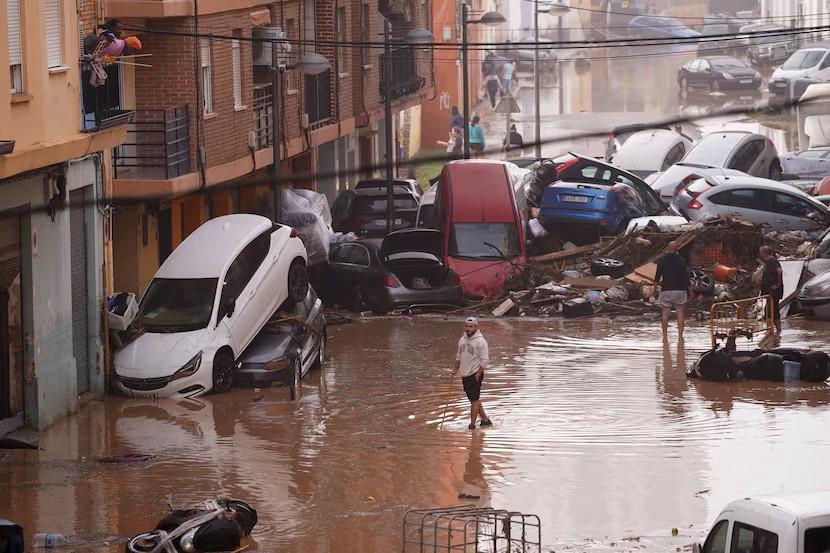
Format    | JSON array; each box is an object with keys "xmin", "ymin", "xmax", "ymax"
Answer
[
  {"xmin": 236, "ymin": 364, "xmax": 293, "ymax": 386},
  {"xmin": 768, "ymin": 80, "xmax": 789, "ymax": 96},
  {"xmin": 372, "ymin": 284, "xmax": 464, "ymax": 312},
  {"xmin": 539, "ymin": 211, "xmax": 618, "ymax": 232},
  {"xmin": 114, "ymin": 371, "xmax": 211, "ymax": 399},
  {"xmin": 719, "ymin": 79, "xmax": 761, "ymax": 90}
]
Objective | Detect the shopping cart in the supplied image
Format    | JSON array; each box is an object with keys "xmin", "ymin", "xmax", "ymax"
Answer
[{"xmin": 709, "ymin": 295, "xmax": 775, "ymax": 351}]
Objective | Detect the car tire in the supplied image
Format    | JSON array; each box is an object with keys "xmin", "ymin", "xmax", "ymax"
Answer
[
  {"xmin": 591, "ymin": 257, "xmax": 626, "ymax": 279},
  {"xmin": 689, "ymin": 268, "xmax": 715, "ymax": 294},
  {"xmin": 125, "ymin": 532, "xmax": 163, "ymax": 553},
  {"xmin": 312, "ymin": 328, "xmax": 326, "ymax": 370},
  {"xmin": 212, "ymin": 350, "xmax": 235, "ymax": 393},
  {"xmin": 768, "ymin": 160, "xmax": 783, "ymax": 180},
  {"xmin": 288, "ymin": 260, "xmax": 310, "ymax": 303}
]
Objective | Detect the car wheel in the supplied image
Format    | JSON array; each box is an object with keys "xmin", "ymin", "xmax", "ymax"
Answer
[
  {"xmin": 768, "ymin": 160, "xmax": 783, "ymax": 180},
  {"xmin": 591, "ymin": 257, "xmax": 626, "ymax": 279},
  {"xmin": 689, "ymin": 268, "xmax": 715, "ymax": 294},
  {"xmin": 212, "ymin": 350, "xmax": 235, "ymax": 393},
  {"xmin": 288, "ymin": 260, "xmax": 309, "ymax": 303},
  {"xmin": 312, "ymin": 328, "xmax": 326, "ymax": 370},
  {"xmin": 125, "ymin": 532, "xmax": 163, "ymax": 553}
]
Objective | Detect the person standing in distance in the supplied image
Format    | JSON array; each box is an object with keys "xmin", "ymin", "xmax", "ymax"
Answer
[
  {"xmin": 759, "ymin": 245, "xmax": 784, "ymax": 341},
  {"xmin": 654, "ymin": 241, "xmax": 692, "ymax": 342},
  {"xmin": 453, "ymin": 317, "xmax": 492, "ymax": 429}
]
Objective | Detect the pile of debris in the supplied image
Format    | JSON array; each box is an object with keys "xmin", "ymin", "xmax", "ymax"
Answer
[{"xmin": 454, "ymin": 218, "xmax": 799, "ymax": 319}]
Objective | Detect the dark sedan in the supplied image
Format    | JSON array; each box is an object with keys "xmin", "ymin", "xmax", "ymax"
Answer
[
  {"xmin": 330, "ymin": 185, "xmax": 420, "ymax": 238},
  {"xmin": 316, "ymin": 229, "xmax": 463, "ymax": 314},
  {"xmin": 678, "ymin": 56, "xmax": 761, "ymax": 94}
]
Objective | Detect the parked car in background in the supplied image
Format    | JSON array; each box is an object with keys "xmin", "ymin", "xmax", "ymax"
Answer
[
  {"xmin": 682, "ymin": 130, "xmax": 782, "ymax": 179},
  {"xmin": 746, "ymin": 24, "xmax": 796, "ymax": 65},
  {"xmin": 611, "ymin": 129, "xmax": 692, "ymax": 179},
  {"xmin": 694, "ymin": 491, "xmax": 830, "ymax": 553},
  {"xmin": 769, "ymin": 45, "xmax": 830, "ymax": 98},
  {"xmin": 627, "ymin": 16, "xmax": 702, "ymax": 39},
  {"xmin": 236, "ymin": 287, "xmax": 326, "ymax": 387},
  {"xmin": 697, "ymin": 23, "xmax": 736, "ymax": 55},
  {"xmin": 799, "ymin": 270, "xmax": 830, "ymax": 320},
  {"xmin": 330, "ymin": 184, "xmax": 420, "ymax": 238},
  {"xmin": 648, "ymin": 162, "xmax": 748, "ymax": 202},
  {"xmin": 432, "ymin": 160, "xmax": 530, "ymax": 298},
  {"xmin": 416, "ymin": 183, "xmax": 437, "ymax": 228},
  {"xmin": 316, "ymin": 229, "xmax": 463, "ymax": 313},
  {"xmin": 780, "ymin": 149, "xmax": 830, "ymax": 179},
  {"xmin": 678, "ymin": 57, "xmax": 762, "ymax": 94},
  {"xmin": 354, "ymin": 178, "xmax": 421, "ymax": 198},
  {"xmin": 672, "ymin": 175, "xmax": 830, "ymax": 230},
  {"xmin": 115, "ymin": 215, "xmax": 310, "ymax": 399},
  {"xmin": 605, "ymin": 123, "xmax": 685, "ymax": 162}
]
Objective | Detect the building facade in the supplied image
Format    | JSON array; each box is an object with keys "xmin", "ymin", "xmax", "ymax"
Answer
[{"xmin": 0, "ymin": 0, "xmax": 127, "ymax": 430}]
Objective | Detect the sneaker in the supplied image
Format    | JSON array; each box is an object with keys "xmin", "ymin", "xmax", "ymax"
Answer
[
  {"xmin": 468, "ymin": 423, "xmax": 476, "ymax": 430},
  {"xmin": 480, "ymin": 419, "xmax": 493, "ymax": 427}
]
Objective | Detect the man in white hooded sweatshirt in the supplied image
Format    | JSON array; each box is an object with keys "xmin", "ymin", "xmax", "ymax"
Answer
[{"xmin": 454, "ymin": 317, "xmax": 492, "ymax": 429}]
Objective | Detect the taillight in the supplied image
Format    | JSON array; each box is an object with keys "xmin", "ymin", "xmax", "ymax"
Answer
[
  {"xmin": 687, "ymin": 198, "xmax": 703, "ymax": 209},
  {"xmin": 358, "ymin": 217, "xmax": 370, "ymax": 226},
  {"xmin": 384, "ymin": 274, "xmax": 401, "ymax": 288},
  {"xmin": 289, "ymin": 227, "xmax": 298, "ymax": 238}
]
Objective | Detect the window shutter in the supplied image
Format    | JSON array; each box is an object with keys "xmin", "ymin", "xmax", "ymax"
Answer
[
  {"xmin": 232, "ymin": 39, "xmax": 242, "ymax": 107},
  {"xmin": 200, "ymin": 39, "xmax": 210, "ymax": 67},
  {"xmin": 7, "ymin": 0, "xmax": 22, "ymax": 66},
  {"xmin": 44, "ymin": 0, "xmax": 62, "ymax": 68}
]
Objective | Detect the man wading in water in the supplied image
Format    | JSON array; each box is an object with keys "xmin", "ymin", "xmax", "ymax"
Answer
[{"xmin": 454, "ymin": 317, "xmax": 492, "ymax": 430}]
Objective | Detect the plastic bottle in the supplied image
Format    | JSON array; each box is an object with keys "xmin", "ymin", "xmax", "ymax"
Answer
[{"xmin": 32, "ymin": 534, "xmax": 69, "ymax": 548}]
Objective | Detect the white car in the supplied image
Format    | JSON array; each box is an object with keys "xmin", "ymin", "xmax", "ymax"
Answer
[
  {"xmin": 769, "ymin": 45, "xmax": 830, "ymax": 98},
  {"xmin": 648, "ymin": 162, "xmax": 749, "ymax": 202},
  {"xmin": 115, "ymin": 214, "xmax": 309, "ymax": 399},
  {"xmin": 611, "ymin": 129, "xmax": 692, "ymax": 179},
  {"xmin": 682, "ymin": 130, "xmax": 782, "ymax": 180}
]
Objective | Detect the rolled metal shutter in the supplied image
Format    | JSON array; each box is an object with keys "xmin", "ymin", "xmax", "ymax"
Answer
[
  {"xmin": 7, "ymin": 0, "xmax": 22, "ymax": 67},
  {"xmin": 70, "ymin": 189, "xmax": 90, "ymax": 393},
  {"xmin": 44, "ymin": 0, "xmax": 62, "ymax": 68}
]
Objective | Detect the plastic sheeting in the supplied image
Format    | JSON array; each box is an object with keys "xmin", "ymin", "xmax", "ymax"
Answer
[{"xmin": 283, "ymin": 188, "xmax": 333, "ymax": 265}]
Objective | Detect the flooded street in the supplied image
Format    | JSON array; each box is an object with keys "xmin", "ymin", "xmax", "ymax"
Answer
[{"xmin": 4, "ymin": 318, "xmax": 830, "ymax": 552}]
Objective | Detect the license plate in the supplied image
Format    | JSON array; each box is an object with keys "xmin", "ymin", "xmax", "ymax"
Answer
[
  {"xmin": 561, "ymin": 195, "xmax": 590, "ymax": 203},
  {"xmin": 739, "ymin": 79, "xmax": 752, "ymax": 84}
]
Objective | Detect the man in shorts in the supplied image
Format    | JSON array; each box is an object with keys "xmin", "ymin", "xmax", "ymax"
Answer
[
  {"xmin": 654, "ymin": 241, "xmax": 692, "ymax": 342},
  {"xmin": 453, "ymin": 317, "xmax": 492, "ymax": 429}
]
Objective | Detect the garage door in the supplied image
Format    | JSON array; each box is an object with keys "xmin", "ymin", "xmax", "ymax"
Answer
[{"xmin": 70, "ymin": 189, "xmax": 90, "ymax": 394}]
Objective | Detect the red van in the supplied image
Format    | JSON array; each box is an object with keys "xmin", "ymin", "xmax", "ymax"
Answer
[{"xmin": 433, "ymin": 160, "xmax": 529, "ymax": 298}]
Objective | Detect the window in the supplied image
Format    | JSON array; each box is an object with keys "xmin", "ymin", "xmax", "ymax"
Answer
[
  {"xmin": 774, "ymin": 192, "xmax": 820, "ymax": 218},
  {"xmin": 336, "ymin": 7, "xmax": 347, "ymax": 73},
  {"xmin": 580, "ymin": 165, "xmax": 612, "ymax": 181},
  {"xmin": 138, "ymin": 278, "xmax": 219, "ymax": 332},
  {"xmin": 284, "ymin": 19, "xmax": 296, "ymax": 90},
  {"xmin": 449, "ymin": 223, "xmax": 521, "ymax": 259},
  {"xmin": 688, "ymin": 59, "xmax": 701, "ymax": 72},
  {"xmin": 700, "ymin": 60, "xmax": 711, "ymax": 72},
  {"xmin": 730, "ymin": 522, "xmax": 778, "ymax": 553},
  {"xmin": 232, "ymin": 32, "xmax": 243, "ymax": 108},
  {"xmin": 361, "ymin": 3, "xmax": 370, "ymax": 66},
  {"xmin": 709, "ymin": 188, "xmax": 771, "ymax": 211},
  {"xmin": 334, "ymin": 244, "xmax": 370, "ymax": 267},
  {"xmin": 200, "ymin": 39, "xmax": 213, "ymax": 114},
  {"xmin": 821, "ymin": 54, "xmax": 830, "ymax": 70},
  {"xmin": 805, "ymin": 526, "xmax": 830, "ymax": 553},
  {"xmin": 701, "ymin": 520, "xmax": 728, "ymax": 553},
  {"xmin": 727, "ymin": 140, "xmax": 766, "ymax": 172},
  {"xmin": 219, "ymin": 231, "xmax": 271, "ymax": 319},
  {"xmin": 303, "ymin": 0, "xmax": 316, "ymax": 53},
  {"xmin": 44, "ymin": 0, "xmax": 62, "ymax": 68},
  {"xmin": 663, "ymin": 143, "xmax": 687, "ymax": 170},
  {"xmin": 7, "ymin": 0, "xmax": 23, "ymax": 93}
]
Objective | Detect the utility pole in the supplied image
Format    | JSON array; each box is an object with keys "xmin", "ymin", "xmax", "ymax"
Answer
[
  {"xmin": 384, "ymin": 18, "xmax": 395, "ymax": 235},
  {"xmin": 534, "ymin": 0, "xmax": 541, "ymax": 158},
  {"xmin": 461, "ymin": 3, "xmax": 471, "ymax": 160},
  {"xmin": 271, "ymin": 41, "xmax": 282, "ymax": 223}
]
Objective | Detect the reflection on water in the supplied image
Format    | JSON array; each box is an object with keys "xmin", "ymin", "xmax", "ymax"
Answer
[{"xmin": 2, "ymin": 318, "xmax": 830, "ymax": 552}]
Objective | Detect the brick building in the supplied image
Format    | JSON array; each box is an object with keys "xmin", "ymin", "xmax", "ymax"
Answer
[{"xmin": 103, "ymin": 0, "xmax": 435, "ymax": 295}]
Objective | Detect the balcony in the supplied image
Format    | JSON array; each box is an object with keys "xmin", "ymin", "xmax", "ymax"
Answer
[
  {"xmin": 305, "ymin": 70, "xmax": 333, "ymax": 130},
  {"xmin": 113, "ymin": 106, "xmax": 192, "ymax": 180},
  {"xmin": 81, "ymin": 64, "xmax": 134, "ymax": 132},
  {"xmin": 379, "ymin": 48, "xmax": 425, "ymax": 100},
  {"xmin": 252, "ymin": 84, "xmax": 273, "ymax": 150}
]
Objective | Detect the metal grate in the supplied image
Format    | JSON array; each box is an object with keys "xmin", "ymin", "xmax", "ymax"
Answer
[
  {"xmin": 402, "ymin": 505, "xmax": 541, "ymax": 553},
  {"xmin": 252, "ymin": 84, "xmax": 273, "ymax": 150},
  {"xmin": 113, "ymin": 106, "xmax": 191, "ymax": 180}
]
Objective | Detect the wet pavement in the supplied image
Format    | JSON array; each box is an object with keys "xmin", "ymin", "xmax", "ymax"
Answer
[{"xmin": 3, "ymin": 317, "xmax": 830, "ymax": 552}]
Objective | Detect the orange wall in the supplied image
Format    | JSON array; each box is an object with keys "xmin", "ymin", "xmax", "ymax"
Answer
[{"xmin": 422, "ymin": 0, "xmax": 461, "ymax": 148}]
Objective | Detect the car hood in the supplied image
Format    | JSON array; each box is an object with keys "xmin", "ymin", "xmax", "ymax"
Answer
[
  {"xmin": 801, "ymin": 270, "xmax": 830, "ymax": 298},
  {"xmin": 115, "ymin": 328, "xmax": 210, "ymax": 378},
  {"xmin": 771, "ymin": 67, "xmax": 810, "ymax": 80},
  {"xmin": 447, "ymin": 257, "xmax": 525, "ymax": 298},
  {"xmin": 380, "ymin": 228, "xmax": 443, "ymax": 258},
  {"xmin": 717, "ymin": 67, "xmax": 757, "ymax": 78},
  {"xmin": 239, "ymin": 331, "xmax": 294, "ymax": 365}
]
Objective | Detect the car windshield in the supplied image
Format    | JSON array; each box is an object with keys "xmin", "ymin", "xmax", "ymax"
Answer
[
  {"xmin": 355, "ymin": 195, "xmax": 418, "ymax": 213},
  {"xmin": 712, "ymin": 58, "xmax": 747, "ymax": 69},
  {"xmin": 783, "ymin": 50, "xmax": 825, "ymax": 69},
  {"xmin": 138, "ymin": 278, "xmax": 218, "ymax": 332},
  {"xmin": 684, "ymin": 135, "xmax": 745, "ymax": 166},
  {"xmin": 449, "ymin": 223, "xmax": 521, "ymax": 259}
]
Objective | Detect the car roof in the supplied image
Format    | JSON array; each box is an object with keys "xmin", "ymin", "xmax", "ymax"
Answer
[
  {"xmin": 442, "ymin": 160, "xmax": 516, "ymax": 223},
  {"xmin": 702, "ymin": 175, "xmax": 826, "ymax": 200},
  {"xmin": 733, "ymin": 491, "xmax": 830, "ymax": 519},
  {"xmin": 352, "ymin": 185, "xmax": 415, "ymax": 197},
  {"xmin": 614, "ymin": 131, "xmax": 685, "ymax": 169},
  {"xmin": 156, "ymin": 214, "xmax": 273, "ymax": 279}
]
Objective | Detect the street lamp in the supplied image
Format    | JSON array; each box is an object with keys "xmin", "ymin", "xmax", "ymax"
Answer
[
  {"xmin": 271, "ymin": 50, "xmax": 331, "ymax": 222},
  {"xmin": 461, "ymin": 5, "xmax": 505, "ymax": 159},
  {"xmin": 534, "ymin": 0, "xmax": 570, "ymax": 158},
  {"xmin": 382, "ymin": 21, "xmax": 434, "ymax": 235}
]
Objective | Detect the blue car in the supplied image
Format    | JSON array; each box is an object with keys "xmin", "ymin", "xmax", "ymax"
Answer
[{"xmin": 628, "ymin": 16, "xmax": 702, "ymax": 39}]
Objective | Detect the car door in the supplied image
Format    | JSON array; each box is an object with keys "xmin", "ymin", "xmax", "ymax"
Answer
[
  {"xmin": 706, "ymin": 188, "xmax": 775, "ymax": 225},
  {"xmin": 728, "ymin": 140, "xmax": 765, "ymax": 175},
  {"xmin": 218, "ymin": 232, "xmax": 271, "ymax": 355},
  {"xmin": 772, "ymin": 191, "xmax": 829, "ymax": 230}
]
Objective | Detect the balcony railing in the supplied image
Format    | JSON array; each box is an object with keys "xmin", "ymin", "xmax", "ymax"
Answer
[
  {"xmin": 305, "ymin": 70, "xmax": 333, "ymax": 129},
  {"xmin": 113, "ymin": 106, "xmax": 192, "ymax": 180},
  {"xmin": 81, "ymin": 64, "xmax": 134, "ymax": 132},
  {"xmin": 379, "ymin": 47, "xmax": 425, "ymax": 100},
  {"xmin": 252, "ymin": 84, "xmax": 273, "ymax": 150}
]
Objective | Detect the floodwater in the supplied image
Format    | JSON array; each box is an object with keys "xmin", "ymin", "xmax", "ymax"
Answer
[{"xmin": 3, "ymin": 317, "xmax": 830, "ymax": 552}]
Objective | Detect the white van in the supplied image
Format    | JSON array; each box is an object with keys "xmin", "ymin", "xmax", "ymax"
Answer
[
  {"xmin": 769, "ymin": 45, "xmax": 830, "ymax": 98},
  {"xmin": 114, "ymin": 214, "xmax": 309, "ymax": 399}
]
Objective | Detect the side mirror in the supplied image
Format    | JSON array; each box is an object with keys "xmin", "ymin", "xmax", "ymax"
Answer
[{"xmin": 223, "ymin": 298, "xmax": 236, "ymax": 318}]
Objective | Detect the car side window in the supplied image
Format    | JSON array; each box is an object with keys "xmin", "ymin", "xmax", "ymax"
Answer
[
  {"xmin": 729, "ymin": 141, "xmax": 765, "ymax": 172},
  {"xmin": 345, "ymin": 245, "xmax": 371, "ymax": 267},
  {"xmin": 219, "ymin": 231, "xmax": 271, "ymax": 317},
  {"xmin": 710, "ymin": 189, "xmax": 769, "ymax": 210},
  {"xmin": 581, "ymin": 165, "xmax": 612, "ymax": 181},
  {"xmin": 663, "ymin": 143, "xmax": 686, "ymax": 170},
  {"xmin": 774, "ymin": 192, "xmax": 819, "ymax": 218},
  {"xmin": 330, "ymin": 246, "xmax": 349, "ymax": 264},
  {"xmin": 702, "ymin": 520, "xmax": 729, "ymax": 553},
  {"xmin": 821, "ymin": 53, "xmax": 830, "ymax": 69},
  {"xmin": 730, "ymin": 522, "xmax": 778, "ymax": 553},
  {"xmin": 689, "ymin": 59, "xmax": 701, "ymax": 72}
]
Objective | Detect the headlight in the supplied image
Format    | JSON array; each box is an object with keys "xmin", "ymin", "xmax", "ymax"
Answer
[
  {"xmin": 722, "ymin": 72, "xmax": 734, "ymax": 80},
  {"xmin": 173, "ymin": 352, "xmax": 202, "ymax": 380}
]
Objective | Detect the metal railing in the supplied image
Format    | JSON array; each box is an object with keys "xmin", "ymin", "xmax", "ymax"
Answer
[
  {"xmin": 80, "ymin": 64, "xmax": 134, "ymax": 132},
  {"xmin": 305, "ymin": 71, "xmax": 333, "ymax": 129},
  {"xmin": 252, "ymin": 84, "xmax": 273, "ymax": 150},
  {"xmin": 113, "ymin": 106, "xmax": 192, "ymax": 180},
  {"xmin": 379, "ymin": 47, "xmax": 425, "ymax": 100}
]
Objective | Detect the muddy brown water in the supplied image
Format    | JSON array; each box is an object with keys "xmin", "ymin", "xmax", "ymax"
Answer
[{"xmin": 3, "ymin": 318, "xmax": 830, "ymax": 552}]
